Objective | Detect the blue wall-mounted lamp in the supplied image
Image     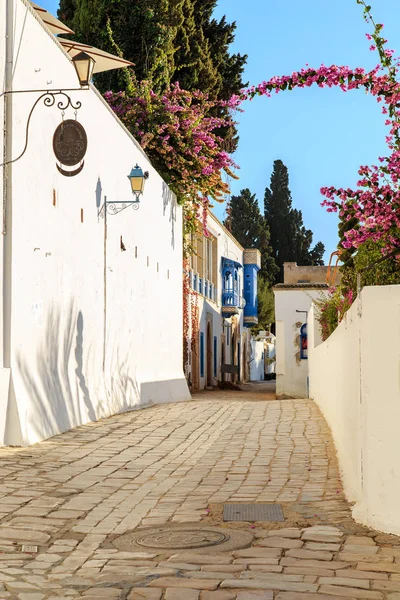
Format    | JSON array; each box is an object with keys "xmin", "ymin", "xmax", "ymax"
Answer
[{"xmin": 102, "ymin": 165, "xmax": 150, "ymax": 216}]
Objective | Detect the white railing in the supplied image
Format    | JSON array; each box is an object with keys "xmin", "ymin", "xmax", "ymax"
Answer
[{"xmin": 189, "ymin": 270, "xmax": 217, "ymax": 303}]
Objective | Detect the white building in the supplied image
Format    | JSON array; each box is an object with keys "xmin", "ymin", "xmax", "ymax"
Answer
[
  {"xmin": 0, "ymin": 0, "xmax": 190, "ymax": 446},
  {"xmin": 185, "ymin": 212, "xmax": 261, "ymax": 391},
  {"xmin": 274, "ymin": 262, "xmax": 339, "ymax": 398}
]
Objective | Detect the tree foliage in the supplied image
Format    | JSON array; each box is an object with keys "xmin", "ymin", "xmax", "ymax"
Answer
[
  {"xmin": 105, "ymin": 82, "xmax": 238, "ymax": 242},
  {"xmin": 58, "ymin": 0, "xmax": 247, "ymax": 148},
  {"xmin": 264, "ymin": 160, "xmax": 325, "ymax": 282},
  {"xmin": 341, "ymin": 239, "xmax": 400, "ymax": 291},
  {"xmin": 224, "ymin": 188, "xmax": 277, "ymax": 285},
  {"xmin": 256, "ymin": 277, "xmax": 275, "ymax": 330}
]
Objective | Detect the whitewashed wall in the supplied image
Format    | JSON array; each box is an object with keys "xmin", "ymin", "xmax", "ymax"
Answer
[
  {"xmin": 308, "ymin": 301, "xmax": 362, "ymax": 503},
  {"xmin": 265, "ymin": 342, "xmax": 275, "ymax": 376},
  {"xmin": 250, "ymin": 340, "xmax": 264, "ymax": 381},
  {"xmin": 0, "ymin": 0, "xmax": 190, "ymax": 446},
  {"xmin": 194, "ymin": 214, "xmax": 245, "ymax": 389},
  {"xmin": 274, "ymin": 289, "xmax": 324, "ymax": 397},
  {"xmin": 309, "ymin": 285, "xmax": 400, "ymax": 535}
]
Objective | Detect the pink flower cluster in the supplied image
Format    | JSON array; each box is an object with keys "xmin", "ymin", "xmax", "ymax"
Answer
[
  {"xmin": 105, "ymin": 82, "xmax": 239, "ymax": 237},
  {"xmin": 239, "ymin": 6, "xmax": 400, "ymax": 254}
]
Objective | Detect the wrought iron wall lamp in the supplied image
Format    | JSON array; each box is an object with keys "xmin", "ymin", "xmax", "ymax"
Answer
[{"xmin": 100, "ymin": 165, "xmax": 149, "ymax": 216}]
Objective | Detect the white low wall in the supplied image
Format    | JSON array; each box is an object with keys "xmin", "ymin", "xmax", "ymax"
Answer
[
  {"xmin": 309, "ymin": 285, "xmax": 400, "ymax": 534},
  {"xmin": 250, "ymin": 340, "xmax": 264, "ymax": 381}
]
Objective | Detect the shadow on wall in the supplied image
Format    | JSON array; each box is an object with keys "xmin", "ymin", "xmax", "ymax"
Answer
[
  {"xmin": 95, "ymin": 177, "xmax": 102, "ymax": 210},
  {"xmin": 162, "ymin": 181, "xmax": 176, "ymax": 249},
  {"xmin": 75, "ymin": 311, "xmax": 96, "ymax": 422},
  {"xmin": 109, "ymin": 349, "xmax": 140, "ymax": 411},
  {"xmin": 15, "ymin": 302, "xmax": 137, "ymax": 443},
  {"xmin": 15, "ymin": 301, "xmax": 91, "ymax": 442}
]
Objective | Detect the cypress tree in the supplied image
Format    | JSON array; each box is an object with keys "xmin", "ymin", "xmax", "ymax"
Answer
[
  {"xmin": 224, "ymin": 188, "xmax": 277, "ymax": 285},
  {"xmin": 264, "ymin": 160, "xmax": 325, "ymax": 282}
]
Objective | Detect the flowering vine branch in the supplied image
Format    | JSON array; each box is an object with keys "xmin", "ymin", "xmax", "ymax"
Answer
[
  {"xmin": 103, "ymin": 1, "xmax": 400, "ymax": 258},
  {"xmin": 241, "ymin": 2, "xmax": 400, "ymax": 254},
  {"xmin": 105, "ymin": 81, "xmax": 239, "ymax": 243}
]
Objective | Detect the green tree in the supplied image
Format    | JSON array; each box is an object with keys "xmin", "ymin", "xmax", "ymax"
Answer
[
  {"xmin": 256, "ymin": 277, "xmax": 275, "ymax": 330},
  {"xmin": 58, "ymin": 0, "xmax": 247, "ymax": 147},
  {"xmin": 224, "ymin": 189, "xmax": 277, "ymax": 285},
  {"xmin": 341, "ymin": 239, "xmax": 400, "ymax": 291},
  {"xmin": 264, "ymin": 160, "xmax": 325, "ymax": 282},
  {"xmin": 58, "ymin": 0, "xmax": 181, "ymax": 92}
]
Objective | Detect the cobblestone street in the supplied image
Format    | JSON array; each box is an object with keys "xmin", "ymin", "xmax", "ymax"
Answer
[{"xmin": 1, "ymin": 385, "xmax": 400, "ymax": 599}]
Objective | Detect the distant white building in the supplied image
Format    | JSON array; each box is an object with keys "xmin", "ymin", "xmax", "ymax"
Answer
[
  {"xmin": 0, "ymin": 0, "xmax": 190, "ymax": 446},
  {"xmin": 185, "ymin": 212, "xmax": 261, "ymax": 390},
  {"xmin": 249, "ymin": 331, "xmax": 276, "ymax": 381},
  {"xmin": 274, "ymin": 262, "xmax": 339, "ymax": 398}
]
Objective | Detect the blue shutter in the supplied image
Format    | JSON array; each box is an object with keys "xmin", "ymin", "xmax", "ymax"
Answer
[
  {"xmin": 213, "ymin": 336, "xmax": 217, "ymax": 377},
  {"xmin": 300, "ymin": 323, "xmax": 308, "ymax": 359},
  {"xmin": 200, "ymin": 332, "xmax": 204, "ymax": 377}
]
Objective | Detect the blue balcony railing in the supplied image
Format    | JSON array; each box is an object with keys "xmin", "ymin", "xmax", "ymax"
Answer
[{"xmin": 222, "ymin": 288, "xmax": 240, "ymax": 306}]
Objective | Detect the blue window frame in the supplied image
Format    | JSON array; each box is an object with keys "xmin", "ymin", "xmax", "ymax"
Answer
[
  {"xmin": 213, "ymin": 336, "xmax": 217, "ymax": 377},
  {"xmin": 200, "ymin": 332, "xmax": 204, "ymax": 377},
  {"xmin": 300, "ymin": 323, "xmax": 308, "ymax": 359}
]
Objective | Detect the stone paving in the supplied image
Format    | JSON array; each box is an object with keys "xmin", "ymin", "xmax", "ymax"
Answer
[{"xmin": 0, "ymin": 385, "xmax": 400, "ymax": 599}]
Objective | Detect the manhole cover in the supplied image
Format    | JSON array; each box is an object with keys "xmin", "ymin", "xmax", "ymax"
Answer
[
  {"xmin": 136, "ymin": 528, "xmax": 229, "ymax": 550},
  {"xmin": 112, "ymin": 523, "xmax": 253, "ymax": 553},
  {"xmin": 223, "ymin": 503, "xmax": 284, "ymax": 522}
]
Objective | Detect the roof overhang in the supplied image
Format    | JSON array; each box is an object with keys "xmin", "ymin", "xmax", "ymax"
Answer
[
  {"xmin": 58, "ymin": 39, "xmax": 134, "ymax": 74},
  {"xmin": 30, "ymin": 2, "xmax": 75, "ymax": 35},
  {"xmin": 222, "ymin": 257, "xmax": 243, "ymax": 270}
]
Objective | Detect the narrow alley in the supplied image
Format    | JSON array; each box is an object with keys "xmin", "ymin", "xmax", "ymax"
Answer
[{"xmin": 0, "ymin": 386, "xmax": 399, "ymax": 599}]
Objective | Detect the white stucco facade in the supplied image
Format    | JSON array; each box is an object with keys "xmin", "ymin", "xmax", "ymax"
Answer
[
  {"xmin": 0, "ymin": 0, "xmax": 190, "ymax": 446},
  {"xmin": 273, "ymin": 262, "xmax": 338, "ymax": 398},
  {"xmin": 250, "ymin": 340, "xmax": 265, "ymax": 381},
  {"xmin": 308, "ymin": 285, "xmax": 400, "ymax": 535},
  {"xmin": 274, "ymin": 287, "xmax": 324, "ymax": 398},
  {"xmin": 186, "ymin": 213, "xmax": 260, "ymax": 390}
]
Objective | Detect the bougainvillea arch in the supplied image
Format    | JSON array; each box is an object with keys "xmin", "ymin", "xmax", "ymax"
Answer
[{"xmin": 105, "ymin": 0, "xmax": 400, "ymax": 255}]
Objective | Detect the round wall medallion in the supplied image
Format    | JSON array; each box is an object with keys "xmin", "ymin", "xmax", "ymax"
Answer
[
  {"xmin": 53, "ymin": 119, "xmax": 87, "ymax": 166},
  {"xmin": 136, "ymin": 528, "xmax": 228, "ymax": 550}
]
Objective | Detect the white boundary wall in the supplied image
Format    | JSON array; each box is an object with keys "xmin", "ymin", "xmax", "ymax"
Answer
[
  {"xmin": 0, "ymin": 0, "xmax": 190, "ymax": 446},
  {"xmin": 250, "ymin": 340, "xmax": 264, "ymax": 381},
  {"xmin": 275, "ymin": 289, "xmax": 324, "ymax": 397},
  {"xmin": 308, "ymin": 285, "xmax": 400, "ymax": 534}
]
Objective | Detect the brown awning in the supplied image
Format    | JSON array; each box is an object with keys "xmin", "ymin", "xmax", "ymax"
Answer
[
  {"xmin": 30, "ymin": 2, "xmax": 75, "ymax": 36},
  {"xmin": 58, "ymin": 39, "xmax": 134, "ymax": 74}
]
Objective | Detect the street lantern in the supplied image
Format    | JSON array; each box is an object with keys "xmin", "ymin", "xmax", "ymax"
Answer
[
  {"xmin": 99, "ymin": 165, "xmax": 150, "ymax": 216},
  {"xmin": 128, "ymin": 164, "xmax": 149, "ymax": 200},
  {"xmin": 72, "ymin": 52, "xmax": 96, "ymax": 87}
]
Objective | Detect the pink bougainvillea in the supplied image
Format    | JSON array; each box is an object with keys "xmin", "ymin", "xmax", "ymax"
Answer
[
  {"xmin": 241, "ymin": 1, "xmax": 400, "ymax": 254},
  {"xmin": 104, "ymin": 1, "xmax": 400, "ymax": 255},
  {"xmin": 104, "ymin": 81, "xmax": 239, "ymax": 240}
]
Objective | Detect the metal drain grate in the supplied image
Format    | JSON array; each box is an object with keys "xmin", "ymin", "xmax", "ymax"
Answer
[{"xmin": 223, "ymin": 503, "xmax": 284, "ymax": 522}]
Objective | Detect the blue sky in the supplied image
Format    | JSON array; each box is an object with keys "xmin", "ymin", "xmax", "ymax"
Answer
[{"xmin": 41, "ymin": 0, "xmax": 400, "ymax": 261}]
